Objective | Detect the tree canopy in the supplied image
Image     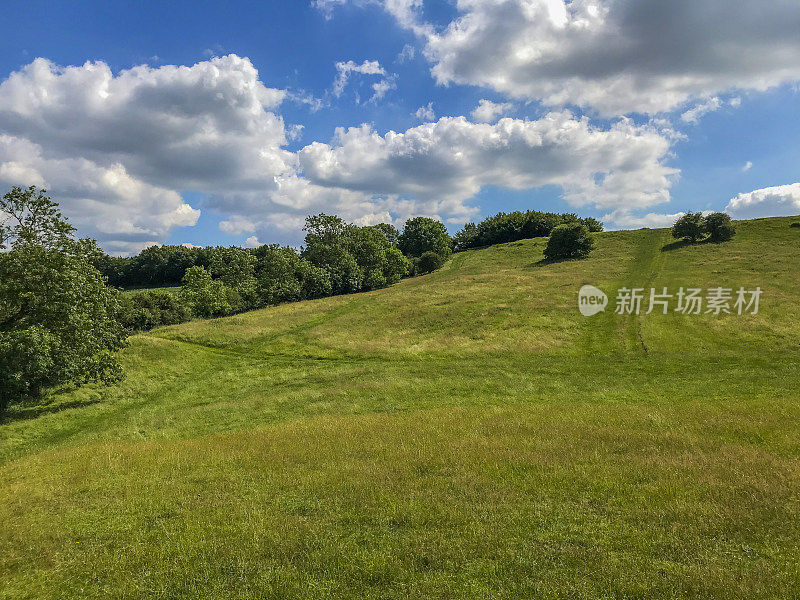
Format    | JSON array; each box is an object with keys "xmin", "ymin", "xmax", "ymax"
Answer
[{"xmin": 0, "ymin": 187, "xmax": 128, "ymax": 409}]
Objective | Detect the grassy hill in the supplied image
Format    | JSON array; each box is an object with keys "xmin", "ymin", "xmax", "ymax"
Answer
[{"xmin": 2, "ymin": 217, "xmax": 799, "ymax": 599}]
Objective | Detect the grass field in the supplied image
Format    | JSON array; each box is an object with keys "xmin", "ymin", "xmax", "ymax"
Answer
[{"xmin": 2, "ymin": 217, "xmax": 799, "ymax": 599}]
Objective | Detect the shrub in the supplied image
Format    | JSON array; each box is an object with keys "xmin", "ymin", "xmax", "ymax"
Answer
[
  {"xmin": 705, "ymin": 212, "xmax": 736, "ymax": 242},
  {"xmin": 672, "ymin": 212, "xmax": 707, "ymax": 242},
  {"xmin": 543, "ymin": 223, "xmax": 594, "ymax": 261},
  {"xmin": 117, "ymin": 290, "xmax": 192, "ymax": 331},
  {"xmin": 790, "ymin": 222, "xmax": 800, "ymax": 228},
  {"xmin": 415, "ymin": 251, "xmax": 447, "ymax": 274}
]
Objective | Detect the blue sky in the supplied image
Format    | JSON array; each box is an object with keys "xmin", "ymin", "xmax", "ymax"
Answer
[{"xmin": 0, "ymin": 0, "xmax": 798, "ymax": 253}]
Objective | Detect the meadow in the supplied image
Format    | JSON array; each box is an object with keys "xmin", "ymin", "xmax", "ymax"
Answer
[{"xmin": 1, "ymin": 217, "xmax": 799, "ymax": 599}]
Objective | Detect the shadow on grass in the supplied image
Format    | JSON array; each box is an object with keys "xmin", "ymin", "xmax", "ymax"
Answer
[
  {"xmin": 0, "ymin": 397, "xmax": 102, "ymax": 425},
  {"xmin": 661, "ymin": 238, "xmax": 720, "ymax": 252},
  {"xmin": 528, "ymin": 256, "xmax": 587, "ymax": 268}
]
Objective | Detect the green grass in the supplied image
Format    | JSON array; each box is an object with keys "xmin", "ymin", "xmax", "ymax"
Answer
[{"xmin": 2, "ymin": 217, "xmax": 800, "ymax": 599}]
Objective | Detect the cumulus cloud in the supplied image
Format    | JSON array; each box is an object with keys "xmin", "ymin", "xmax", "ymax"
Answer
[
  {"xmin": 299, "ymin": 112, "xmax": 677, "ymax": 218},
  {"xmin": 0, "ymin": 135, "xmax": 199, "ymax": 255},
  {"xmin": 726, "ymin": 183, "xmax": 800, "ymax": 219},
  {"xmin": 471, "ymin": 99, "xmax": 513, "ymax": 123},
  {"xmin": 414, "ymin": 102, "xmax": 435, "ymax": 121},
  {"xmin": 369, "ymin": 75, "xmax": 397, "ymax": 102},
  {"xmin": 0, "ymin": 55, "xmax": 293, "ymax": 252},
  {"xmin": 331, "ymin": 0, "xmax": 800, "ymax": 117},
  {"xmin": 244, "ymin": 235, "xmax": 263, "ymax": 248},
  {"xmin": 0, "ymin": 52, "xmax": 684, "ymax": 253}
]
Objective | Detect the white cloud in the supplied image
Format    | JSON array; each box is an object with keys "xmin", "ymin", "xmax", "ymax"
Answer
[
  {"xmin": 219, "ymin": 216, "xmax": 256, "ymax": 235},
  {"xmin": 0, "ymin": 55, "xmax": 295, "ymax": 252},
  {"xmin": 471, "ymin": 99, "xmax": 513, "ymax": 123},
  {"xmin": 299, "ymin": 112, "xmax": 677, "ymax": 218},
  {"xmin": 414, "ymin": 102, "xmax": 435, "ymax": 121},
  {"xmin": 337, "ymin": 0, "xmax": 800, "ymax": 117},
  {"xmin": 742, "ymin": 161, "xmax": 753, "ymax": 172},
  {"xmin": 244, "ymin": 235, "xmax": 263, "ymax": 248},
  {"xmin": 332, "ymin": 59, "xmax": 385, "ymax": 97},
  {"xmin": 369, "ymin": 75, "xmax": 396, "ymax": 102},
  {"xmin": 726, "ymin": 183, "xmax": 800, "ymax": 219},
  {"xmin": 0, "ymin": 135, "xmax": 199, "ymax": 255},
  {"xmin": 681, "ymin": 97, "xmax": 722, "ymax": 124},
  {"xmin": 397, "ymin": 44, "xmax": 416, "ymax": 63}
]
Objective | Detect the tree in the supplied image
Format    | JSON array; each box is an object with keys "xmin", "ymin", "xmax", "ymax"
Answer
[
  {"xmin": 301, "ymin": 214, "xmax": 409, "ymax": 294},
  {"xmin": 415, "ymin": 250, "xmax": 446, "ymax": 274},
  {"xmin": 179, "ymin": 266, "xmax": 233, "ymax": 317},
  {"xmin": 453, "ymin": 222, "xmax": 479, "ymax": 251},
  {"xmin": 0, "ymin": 186, "xmax": 127, "ymax": 409},
  {"xmin": 672, "ymin": 212, "xmax": 706, "ymax": 243},
  {"xmin": 578, "ymin": 217, "xmax": 604, "ymax": 233},
  {"xmin": 705, "ymin": 212, "xmax": 736, "ymax": 242},
  {"xmin": 398, "ymin": 217, "xmax": 452, "ymax": 258},
  {"xmin": 301, "ymin": 214, "xmax": 364, "ymax": 294},
  {"xmin": 543, "ymin": 223, "xmax": 594, "ymax": 261},
  {"xmin": 370, "ymin": 223, "xmax": 400, "ymax": 247}
]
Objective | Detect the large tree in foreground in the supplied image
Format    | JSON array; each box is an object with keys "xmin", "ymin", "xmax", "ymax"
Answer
[{"xmin": 0, "ymin": 186, "xmax": 127, "ymax": 410}]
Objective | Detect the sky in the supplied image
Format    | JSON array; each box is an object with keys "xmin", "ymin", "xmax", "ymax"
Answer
[{"xmin": 0, "ymin": 0, "xmax": 799, "ymax": 255}]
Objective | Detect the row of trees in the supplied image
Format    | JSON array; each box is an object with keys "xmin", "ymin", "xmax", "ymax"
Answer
[
  {"xmin": 453, "ymin": 210, "xmax": 603, "ymax": 251},
  {"xmin": 96, "ymin": 216, "xmax": 454, "ymax": 290},
  {"xmin": 116, "ymin": 214, "xmax": 456, "ymax": 330}
]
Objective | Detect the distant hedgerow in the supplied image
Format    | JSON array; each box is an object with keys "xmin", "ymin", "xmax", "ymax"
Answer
[{"xmin": 454, "ymin": 210, "xmax": 603, "ymax": 251}]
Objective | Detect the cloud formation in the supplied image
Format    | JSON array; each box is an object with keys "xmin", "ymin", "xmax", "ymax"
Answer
[
  {"xmin": 299, "ymin": 112, "xmax": 677, "ymax": 219},
  {"xmin": 726, "ymin": 183, "xmax": 800, "ymax": 219},
  {"xmin": 327, "ymin": 0, "xmax": 800, "ymax": 117},
  {"xmin": 0, "ymin": 55, "xmax": 291, "ymax": 252},
  {"xmin": 471, "ymin": 100, "xmax": 513, "ymax": 123},
  {"xmin": 332, "ymin": 59, "xmax": 386, "ymax": 97}
]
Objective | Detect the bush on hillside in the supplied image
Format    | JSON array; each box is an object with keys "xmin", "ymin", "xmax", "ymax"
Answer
[
  {"xmin": 705, "ymin": 212, "xmax": 736, "ymax": 242},
  {"xmin": 117, "ymin": 290, "xmax": 192, "ymax": 331},
  {"xmin": 671, "ymin": 212, "xmax": 707, "ymax": 242},
  {"xmin": 790, "ymin": 222, "xmax": 800, "ymax": 228},
  {"xmin": 543, "ymin": 223, "xmax": 595, "ymax": 261},
  {"xmin": 415, "ymin": 251, "xmax": 447, "ymax": 274}
]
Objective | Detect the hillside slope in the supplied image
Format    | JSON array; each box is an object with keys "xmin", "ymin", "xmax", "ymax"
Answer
[{"xmin": 1, "ymin": 217, "xmax": 799, "ymax": 599}]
